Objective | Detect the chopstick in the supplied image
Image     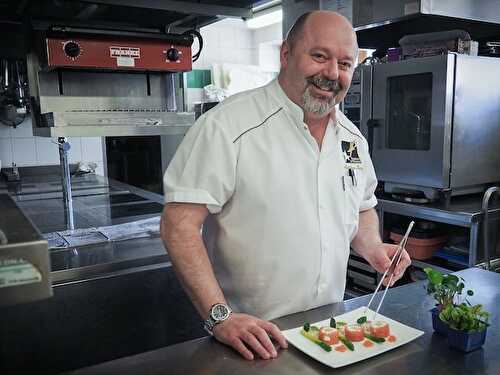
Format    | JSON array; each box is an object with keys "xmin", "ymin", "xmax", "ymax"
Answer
[
  {"xmin": 372, "ymin": 233, "xmax": 411, "ymax": 320},
  {"xmin": 364, "ymin": 221, "xmax": 415, "ymax": 319}
]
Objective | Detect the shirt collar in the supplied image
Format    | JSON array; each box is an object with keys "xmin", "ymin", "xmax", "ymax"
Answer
[{"xmin": 267, "ymin": 78, "xmax": 304, "ymax": 124}]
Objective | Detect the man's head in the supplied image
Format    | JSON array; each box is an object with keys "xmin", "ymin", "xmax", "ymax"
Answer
[{"xmin": 278, "ymin": 11, "xmax": 358, "ymax": 119}]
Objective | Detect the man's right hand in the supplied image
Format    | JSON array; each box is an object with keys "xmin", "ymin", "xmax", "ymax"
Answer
[{"xmin": 212, "ymin": 313, "xmax": 288, "ymax": 360}]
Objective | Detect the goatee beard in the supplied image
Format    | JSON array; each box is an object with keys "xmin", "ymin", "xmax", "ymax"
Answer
[{"xmin": 301, "ymin": 75, "xmax": 341, "ymax": 116}]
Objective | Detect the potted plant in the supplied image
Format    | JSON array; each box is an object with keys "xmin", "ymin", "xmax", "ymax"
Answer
[
  {"xmin": 439, "ymin": 302, "xmax": 490, "ymax": 352},
  {"xmin": 424, "ymin": 268, "xmax": 490, "ymax": 352},
  {"xmin": 424, "ymin": 268, "xmax": 465, "ymax": 335}
]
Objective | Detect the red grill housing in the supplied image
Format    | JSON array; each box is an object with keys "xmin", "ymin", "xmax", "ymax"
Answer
[{"xmin": 46, "ymin": 34, "xmax": 192, "ymax": 72}]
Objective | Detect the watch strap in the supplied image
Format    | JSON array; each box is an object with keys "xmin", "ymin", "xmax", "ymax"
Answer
[{"xmin": 203, "ymin": 303, "xmax": 232, "ymax": 335}]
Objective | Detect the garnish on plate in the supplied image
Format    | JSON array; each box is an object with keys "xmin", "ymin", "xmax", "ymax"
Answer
[{"xmin": 357, "ymin": 316, "xmax": 367, "ymax": 324}]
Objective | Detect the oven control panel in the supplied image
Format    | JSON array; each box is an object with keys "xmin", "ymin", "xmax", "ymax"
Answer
[{"xmin": 46, "ymin": 35, "xmax": 192, "ymax": 72}]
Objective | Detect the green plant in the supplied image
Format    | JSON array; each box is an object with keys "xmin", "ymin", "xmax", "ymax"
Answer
[
  {"xmin": 424, "ymin": 268, "xmax": 490, "ymax": 332},
  {"xmin": 439, "ymin": 303, "xmax": 490, "ymax": 332},
  {"xmin": 424, "ymin": 268, "xmax": 468, "ymax": 308}
]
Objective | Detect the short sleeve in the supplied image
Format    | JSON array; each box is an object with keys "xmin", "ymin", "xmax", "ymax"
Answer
[
  {"xmin": 359, "ymin": 138, "xmax": 378, "ymax": 211},
  {"xmin": 163, "ymin": 114, "xmax": 237, "ymax": 214}
]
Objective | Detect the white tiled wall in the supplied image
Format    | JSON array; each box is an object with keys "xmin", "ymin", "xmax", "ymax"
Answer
[
  {"xmin": 192, "ymin": 18, "xmax": 257, "ymax": 70},
  {"xmin": 253, "ymin": 23, "xmax": 283, "ymax": 47},
  {"xmin": 254, "ymin": 23, "xmax": 282, "ymax": 72},
  {"xmin": 0, "ymin": 117, "xmax": 105, "ymax": 175},
  {"xmin": 193, "ymin": 18, "xmax": 282, "ymax": 71},
  {"xmin": 187, "ymin": 18, "xmax": 283, "ymax": 106}
]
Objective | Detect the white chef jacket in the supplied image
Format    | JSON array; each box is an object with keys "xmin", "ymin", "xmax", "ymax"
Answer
[{"xmin": 164, "ymin": 79, "xmax": 378, "ymax": 320}]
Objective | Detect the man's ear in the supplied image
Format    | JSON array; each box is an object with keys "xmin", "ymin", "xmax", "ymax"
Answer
[{"xmin": 280, "ymin": 41, "xmax": 290, "ymax": 69}]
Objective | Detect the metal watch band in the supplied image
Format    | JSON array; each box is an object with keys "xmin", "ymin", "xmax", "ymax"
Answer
[{"xmin": 203, "ymin": 303, "xmax": 232, "ymax": 335}]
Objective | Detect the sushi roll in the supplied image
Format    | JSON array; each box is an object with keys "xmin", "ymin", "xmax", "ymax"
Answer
[
  {"xmin": 337, "ymin": 323, "xmax": 347, "ymax": 337},
  {"xmin": 361, "ymin": 321, "xmax": 372, "ymax": 335},
  {"xmin": 344, "ymin": 324, "xmax": 365, "ymax": 342},
  {"xmin": 370, "ymin": 321, "xmax": 390, "ymax": 338},
  {"xmin": 318, "ymin": 327, "xmax": 339, "ymax": 345}
]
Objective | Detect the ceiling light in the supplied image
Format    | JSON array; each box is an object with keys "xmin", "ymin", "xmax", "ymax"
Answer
[{"xmin": 246, "ymin": 8, "xmax": 282, "ymax": 29}]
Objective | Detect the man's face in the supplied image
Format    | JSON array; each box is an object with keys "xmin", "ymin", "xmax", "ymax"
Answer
[{"xmin": 280, "ymin": 17, "xmax": 357, "ymax": 117}]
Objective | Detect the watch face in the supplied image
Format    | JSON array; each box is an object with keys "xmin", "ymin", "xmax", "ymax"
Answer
[{"xmin": 211, "ymin": 304, "xmax": 230, "ymax": 321}]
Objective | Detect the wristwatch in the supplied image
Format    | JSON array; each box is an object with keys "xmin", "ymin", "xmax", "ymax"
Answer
[{"xmin": 204, "ymin": 303, "xmax": 232, "ymax": 335}]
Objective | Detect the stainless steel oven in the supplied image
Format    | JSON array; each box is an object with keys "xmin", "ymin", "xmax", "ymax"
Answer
[{"xmin": 345, "ymin": 53, "xmax": 500, "ymax": 200}]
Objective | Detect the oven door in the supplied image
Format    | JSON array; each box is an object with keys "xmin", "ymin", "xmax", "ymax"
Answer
[{"xmin": 369, "ymin": 53, "xmax": 455, "ymax": 189}]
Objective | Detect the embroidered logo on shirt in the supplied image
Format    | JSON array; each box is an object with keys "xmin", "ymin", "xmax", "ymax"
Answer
[{"xmin": 341, "ymin": 140, "xmax": 363, "ymax": 169}]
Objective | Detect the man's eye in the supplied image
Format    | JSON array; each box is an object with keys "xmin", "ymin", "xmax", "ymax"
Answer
[
  {"xmin": 312, "ymin": 53, "xmax": 326, "ymax": 61},
  {"xmin": 339, "ymin": 62, "xmax": 352, "ymax": 70}
]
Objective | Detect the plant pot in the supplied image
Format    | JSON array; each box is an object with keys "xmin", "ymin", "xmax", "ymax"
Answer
[
  {"xmin": 431, "ymin": 308, "xmax": 449, "ymax": 336},
  {"xmin": 390, "ymin": 232, "xmax": 447, "ymax": 260},
  {"xmin": 447, "ymin": 327, "xmax": 487, "ymax": 352}
]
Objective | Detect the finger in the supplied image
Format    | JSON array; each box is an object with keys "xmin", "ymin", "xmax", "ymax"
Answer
[
  {"xmin": 385, "ymin": 245, "xmax": 399, "ymax": 257},
  {"xmin": 261, "ymin": 321, "xmax": 288, "ymax": 349},
  {"xmin": 230, "ymin": 338, "xmax": 254, "ymax": 361},
  {"xmin": 374, "ymin": 255, "xmax": 391, "ymax": 274},
  {"xmin": 394, "ymin": 251, "xmax": 411, "ymax": 277},
  {"xmin": 249, "ymin": 325, "xmax": 277, "ymax": 357},
  {"xmin": 382, "ymin": 276, "xmax": 391, "ymax": 286},
  {"xmin": 241, "ymin": 332, "xmax": 272, "ymax": 360}
]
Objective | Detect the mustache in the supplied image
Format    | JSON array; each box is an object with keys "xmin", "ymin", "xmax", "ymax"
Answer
[{"xmin": 306, "ymin": 75, "xmax": 342, "ymax": 92}]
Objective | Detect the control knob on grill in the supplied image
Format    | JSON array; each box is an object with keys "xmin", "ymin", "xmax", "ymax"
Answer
[
  {"xmin": 166, "ymin": 48, "xmax": 180, "ymax": 62},
  {"xmin": 64, "ymin": 41, "xmax": 81, "ymax": 58}
]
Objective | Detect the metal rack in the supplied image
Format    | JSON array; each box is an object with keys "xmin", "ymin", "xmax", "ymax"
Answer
[{"xmin": 376, "ymin": 194, "xmax": 500, "ymax": 268}]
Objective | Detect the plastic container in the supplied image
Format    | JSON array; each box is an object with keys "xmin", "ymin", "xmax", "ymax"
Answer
[
  {"xmin": 387, "ymin": 47, "xmax": 402, "ymax": 62},
  {"xmin": 430, "ymin": 308, "xmax": 449, "ymax": 336},
  {"xmin": 447, "ymin": 327, "xmax": 487, "ymax": 352},
  {"xmin": 390, "ymin": 232, "xmax": 447, "ymax": 260}
]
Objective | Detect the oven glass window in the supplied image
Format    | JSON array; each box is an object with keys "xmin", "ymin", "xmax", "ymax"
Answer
[{"xmin": 386, "ymin": 73, "xmax": 432, "ymax": 150}]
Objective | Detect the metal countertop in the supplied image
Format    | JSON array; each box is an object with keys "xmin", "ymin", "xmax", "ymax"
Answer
[
  {"xmin": 0, "ymin": 173, "xmax": 169, "ymax": 285},
  {"xmin": 65, "ymin": 268, "xmax": 500, "ymax": 375}
]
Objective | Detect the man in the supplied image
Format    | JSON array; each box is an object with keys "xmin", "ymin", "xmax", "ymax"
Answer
[{"xmin": 161, "ymin": 11, "xmax": 411, "ymax": 361}]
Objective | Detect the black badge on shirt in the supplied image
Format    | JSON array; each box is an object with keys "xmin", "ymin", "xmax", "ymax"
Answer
[{"xmin": 341, "ymin": 140, "xmax": 362, "ymax": 168}]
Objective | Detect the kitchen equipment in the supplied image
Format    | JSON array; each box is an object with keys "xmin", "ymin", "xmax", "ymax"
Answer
[
  {"xmin": 26, "ymin": 27, "xmax": 197, "ymax": 137},
  {"xmin": 399, "ymin": 30, "xmax": 477, "ymax": 59},
  {"xmin": 481, "ymin": 186, "xmax": 500, "ymax": 271},
  {"xmin": 352, "ymin": 0, "xmax": 500, "ymax": 52},
  {"xmin": 25, "ymin": 26, "xmax": 200, "ymax": 229},
  {"xmin": 0, "ymin": 194, "xmax": 52, "ymax": 306},
  {"xmin": 479, "ymin": 41, "xmax": 500, "ymax": 57},
  {"xmin": 1, "ymin": 163, "xmax": 20, "ymax": 182},
  {"xmin": 0, "ymin": 59, "xmax": 29, "ymax": 127},
  {"xmin": 344, "ymin": 53, "xmax": 500, "ymax": 200}
]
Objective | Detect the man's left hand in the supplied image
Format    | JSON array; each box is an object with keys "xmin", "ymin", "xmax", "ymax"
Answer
[{"xmin": 364, "ymin": 243, "xmax": 411, "ymax": 286}]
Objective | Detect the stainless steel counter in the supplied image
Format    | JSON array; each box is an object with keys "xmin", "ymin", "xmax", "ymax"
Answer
[
  {"xmin": 0, "ymin": 171, "xmax": 206, "ymax": 374},
  {"xmin": 66, "ymin": 268, "xmax": 500, "ymax": 375},
  {"xmin": 0, "ymin": 172, "xmax": 168, "ymax": 284}
]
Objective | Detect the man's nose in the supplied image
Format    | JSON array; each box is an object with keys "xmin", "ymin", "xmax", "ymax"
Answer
[{"xmin": 323, "ymin": 59, "xmax": 339, "ymax": 81}]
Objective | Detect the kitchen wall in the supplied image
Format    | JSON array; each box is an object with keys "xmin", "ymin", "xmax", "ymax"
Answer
[
  {"xmin": 254, "ymin": 22, "xmax": 283, "ymax": 72},
  {"xmin": 0, "ymin": 119, "xmax": 105, "ymax": 175},
  {"xmin": 187, "ymin": 18, "xmax": 283, "ymax": 106},
  {"xmin": 192, "ymin": 17, "xmax": 283, "ymax": 70}
]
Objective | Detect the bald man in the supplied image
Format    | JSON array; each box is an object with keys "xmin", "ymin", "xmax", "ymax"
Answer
[{"xmin": 161, "ymin": 11, "xmax": 411, "ymax": 360}]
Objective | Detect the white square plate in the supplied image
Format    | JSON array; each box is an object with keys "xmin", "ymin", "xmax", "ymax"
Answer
[{"xmin": 282, "ymin": 306, "xmax": 424, "ymax": 368}]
